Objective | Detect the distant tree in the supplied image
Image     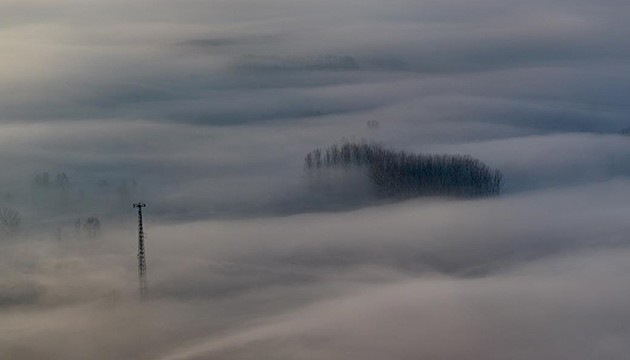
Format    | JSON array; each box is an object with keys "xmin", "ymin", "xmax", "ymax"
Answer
[
  {"xmin": 305, "ymin": 152, "xmax": 314, "ymax": 169},
  {"xmin": 54, "ymin": 172, "xmax": 70, "ymax": 190},
  {"xmin": 33, "ymin": 172, "xmax": 51, "ymax": 188},
  {"xmin": 33, "ymin": 172, "xmax": 71, "ymax": 190},
  {"xmin": 0, "ymin": 207, "xmax": 21, "ymax": 235},
  {"xmin": 305, "ymin": 142, "xmax": 503, "ymax": 198},
  {"xmin": 74, "ymin": 218, "xmax": 82, "ymax": 238},
  {"xmin": 492, "ymin": 169, "xmax": 503, "ymax": 194},
  {"xmin": 83, "ymin": 217, "xmax": 101, "ymax": 238}
]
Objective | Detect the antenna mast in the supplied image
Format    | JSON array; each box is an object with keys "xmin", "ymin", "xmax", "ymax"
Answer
[{"xmin": 133, "ymin": 202, "xmax": 148, "ymax": 300}]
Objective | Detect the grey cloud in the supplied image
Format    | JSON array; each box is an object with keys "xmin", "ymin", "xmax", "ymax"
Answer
[
  {"xmin": 157, "ymin": 250, "xmax": 630, "ymax": 360},
  {"xmin": 4, "ymin": 184, "xmax": 630, "ymax": 358}
]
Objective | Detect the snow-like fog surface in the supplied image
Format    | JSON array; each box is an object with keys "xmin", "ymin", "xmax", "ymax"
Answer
[{"xmin": 2, "ymin": 0, "xmax": 630, "ymax": 359}]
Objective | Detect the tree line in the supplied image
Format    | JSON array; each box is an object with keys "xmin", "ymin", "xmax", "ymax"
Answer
[{"xmin": 305, "ymin": 142, "xmax": 503, "ymax": 198}]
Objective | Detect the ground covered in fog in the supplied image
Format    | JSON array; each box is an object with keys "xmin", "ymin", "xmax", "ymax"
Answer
[{"xmin": 2, "ymin": 0, "xmax": 630, "ymax": 359}]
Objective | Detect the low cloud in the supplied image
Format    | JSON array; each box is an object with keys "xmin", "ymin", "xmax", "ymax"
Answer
[{"xmin": 1, "ymin": 0, "xmax": 630, "ymax": 359}]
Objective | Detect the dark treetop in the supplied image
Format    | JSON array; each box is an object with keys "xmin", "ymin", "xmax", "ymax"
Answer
[{"xmin": 305, "ymin": 142, "xmax": 503, "ymax": 198}]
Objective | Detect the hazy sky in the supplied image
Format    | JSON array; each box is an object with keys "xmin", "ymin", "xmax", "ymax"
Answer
[{"xmin": 1, "ymin": 1, "xmax": 630, "ymax": 359}]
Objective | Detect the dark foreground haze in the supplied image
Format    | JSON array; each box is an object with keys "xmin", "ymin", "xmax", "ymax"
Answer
[{"xmin": 2, "ymin": 1, "xmax": 630, "ymax": 359}]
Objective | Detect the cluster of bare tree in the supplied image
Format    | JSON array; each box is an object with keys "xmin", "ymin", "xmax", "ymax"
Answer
[
  {"xmin": 52, "ymin": 217, "xmax": 102, "ymax": 242},
  {"xmin": 0, "ymin": 207, "xmax": 20, "ymax": 235},
  {"xmin": 305, "ymin": 142, "xmax": 503, "ymax": 198},
  {"xmin": 74, "ymin": 217, "xmax": 101, "ymax": 239},
  {"xmin": 367, "ymin": 120, "xmax": 380, "ymax": 129},
  {"xmin": 33, "ymin": 172, "xmax": 71, "ymax": 190}
]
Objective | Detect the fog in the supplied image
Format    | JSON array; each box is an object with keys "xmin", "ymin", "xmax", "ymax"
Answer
[{"xmin": 2, "ymin": 0, "xmax": 630, "ymax": 359}]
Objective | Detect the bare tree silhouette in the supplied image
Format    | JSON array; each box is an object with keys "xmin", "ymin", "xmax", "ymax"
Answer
[
  {"xmin": 83, "ymin": 217, "xmax": 101, "ymax": 239},
  {"xmin": 0, "ymin": 207, "xmax": 21, "ymax": 235},
  {"xmin": 305, "ymin": 142, "xmax": 503, "ymax": 198}
]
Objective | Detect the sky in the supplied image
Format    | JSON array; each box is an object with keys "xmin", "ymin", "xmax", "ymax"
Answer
[{"xmin": 2, "ymin": 0, "xmax": 630, "ymax": 359}]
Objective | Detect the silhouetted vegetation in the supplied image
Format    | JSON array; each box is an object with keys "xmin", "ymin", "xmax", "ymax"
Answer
[
  {"xmin": 33, "ymin": 172, "xmax": 71, "ymax": 190},
  {"xmin": 305, "ymin": 142, "xmax": 503, "ymax": 198},
  {"xmin": 367, "ymin": 120, "xmax": 380, "ymax": 129},
  {"xmin": 0, "ymin": 207, "xmax": 21, "ymax": 235},
  {"xmin": 84, "ymin": 217, "xmax": 101, "ymax": 238},
  {"xmin": 74, "ymin": 217, "xmax": 102, "ymax": 239}
]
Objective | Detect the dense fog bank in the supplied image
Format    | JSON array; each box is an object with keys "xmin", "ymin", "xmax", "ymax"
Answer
[{"xmin": 2, "ymin": 0, "xmax": 630, "ymax": 359}]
